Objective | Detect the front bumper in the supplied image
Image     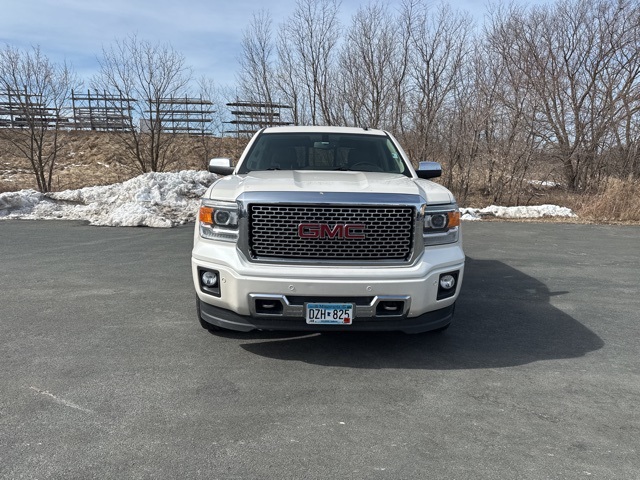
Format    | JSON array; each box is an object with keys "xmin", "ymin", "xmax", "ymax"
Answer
[
  {"xmin": 192, "ymin": 237, "xmax": 464, "ymax": 333},
  {"xmin": 199, "ymin": 298, "xmax": 455, "ymax": 334}
]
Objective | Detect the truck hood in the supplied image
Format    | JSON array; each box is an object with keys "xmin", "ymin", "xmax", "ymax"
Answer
[{"xmin": 205, "ymin": 170, "xmax": 455, "ymax": 205}]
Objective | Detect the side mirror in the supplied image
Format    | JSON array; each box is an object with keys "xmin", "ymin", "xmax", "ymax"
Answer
[
  {"xmin": 416, "ymin": 161, "xmax": 442, "ymax": 179},
  {"xmin": 208, "ymin": 158, "xmax": 234, "ymax": 176}
]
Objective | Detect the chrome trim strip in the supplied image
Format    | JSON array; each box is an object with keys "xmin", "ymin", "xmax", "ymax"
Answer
[
  {"xmin": 237, "ymin": 191, "xmax": 424, "ymax": 206},
  {"xmin": 248, "ymin": 294, "xmax": 411, "ymax": 319}
]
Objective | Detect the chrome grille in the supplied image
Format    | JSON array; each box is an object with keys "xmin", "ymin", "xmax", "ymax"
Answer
[{"xmin": 249, "ymin": 204, "xmax": 414, "ymax": 260}]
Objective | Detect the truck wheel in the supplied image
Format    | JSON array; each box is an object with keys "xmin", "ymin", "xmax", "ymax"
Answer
[{"xmin": 196, "ymin": 296, "xmax": 221, "ymax": 332}]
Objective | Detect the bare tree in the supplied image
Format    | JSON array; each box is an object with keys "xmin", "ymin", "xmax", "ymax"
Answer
[
  {"xmin": 437, "ymin": 43, "xmax": 486, "ymax": 203},
  {"xmin": 274, "ymin": 29, "xmax": 305, "ymax": 125},
  {"xmin": 615, "ymin": 91, "xmax": 640, "ymax": 179},
  {"xmin": 279, "ymin": 0, "xmax": 341, "ymax": 125},
  {"xmin": 405, "ymin": 2, "xmax": 473, "ymax": 162},
  {"xmin": 388, "ymin": 0, "xmax": 418, "ymax": 137},
  {"xmin": 466, "ymin": 9, "xmax": 546, "ymax": 205},
  {"xmin": 92, "ymin": 35, "xmax": 192, "ymax": 173},
  {"xmin": 195, "ymin": 78, "xmax": 235, "ymax": 169},
  {"xmin": 487, "ymin": 0, "xmax": 640, "ymax": 191},
  {"xmin": 238, "ymin": 10, "xmax": 275, "ymax": 105},
  {"xmin": 0, "ymin": 45, "xmax": 78, "ymax": 192},
  {"xmin": 337, "ymin": 2, "xmax": 400, "ymax": 129}
]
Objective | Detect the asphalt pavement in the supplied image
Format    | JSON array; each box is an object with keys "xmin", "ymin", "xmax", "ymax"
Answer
[{"xmin": 0, "ymin": 220, "xmax": 638, "ymax": 479}]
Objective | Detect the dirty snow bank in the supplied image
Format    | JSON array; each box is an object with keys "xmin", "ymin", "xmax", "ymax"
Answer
[
  {"xmin": 0, "ymin": 171, "xmax": 217, "ymax": 227},
  {"xmin": 461, "ymin": 204, "xmax": 577, "ymax": 221}
]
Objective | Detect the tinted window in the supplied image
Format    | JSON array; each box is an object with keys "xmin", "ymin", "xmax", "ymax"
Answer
[{"xmin": 238, "ymin": 133, "xmax": 410, "ymax": 176}]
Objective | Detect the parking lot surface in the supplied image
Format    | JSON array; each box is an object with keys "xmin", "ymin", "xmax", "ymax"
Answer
[{"xmin": 1, "ymin": 220, "xmax": 638, "ymax": 479}]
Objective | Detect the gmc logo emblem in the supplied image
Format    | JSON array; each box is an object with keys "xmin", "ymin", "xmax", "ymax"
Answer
[{"xmin": 298, "ymin": 223, "xmax": 366, "ymax": 240}]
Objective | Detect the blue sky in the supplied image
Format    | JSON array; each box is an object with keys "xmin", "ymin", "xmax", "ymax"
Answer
[{"xmin": 0, "ymin": 0, "xmax": 543, "ymax": 88}]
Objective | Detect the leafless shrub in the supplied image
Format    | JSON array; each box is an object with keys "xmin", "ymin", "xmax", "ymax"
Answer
[{"xmin": 0, "ymin": 45, "xmax": 79, "ymax": 192}]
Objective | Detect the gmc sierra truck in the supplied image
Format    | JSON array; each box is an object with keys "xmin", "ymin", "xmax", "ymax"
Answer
[{"xmin": 192, "ymin": 126, "xmax": 464, "ymax": 333}]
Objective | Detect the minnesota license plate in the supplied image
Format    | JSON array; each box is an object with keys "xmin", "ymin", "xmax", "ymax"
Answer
[{"xmin": 305, "ymin": 303, "xmax": 354, "ymax": 325}]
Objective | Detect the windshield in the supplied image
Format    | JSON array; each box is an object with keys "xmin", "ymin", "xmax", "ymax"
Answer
[{"xmin": 237, "ymin": 132, "xmax": 411, "ymax": 176}]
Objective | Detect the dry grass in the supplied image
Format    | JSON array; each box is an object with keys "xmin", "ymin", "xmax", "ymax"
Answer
[
  {"xmin": 0, "ymin": 131, "xmax": 247, "ymax": 193},
  {"xmin": 572, "ymin": 177, "xmax": 640, "ymax": 223}
]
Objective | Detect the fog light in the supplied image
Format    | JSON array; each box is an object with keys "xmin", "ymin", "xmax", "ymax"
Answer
[
  {"xmin": 440, "ymin": 274, "xmax": 456, "ymax": 290},
  {"xmin": 202, "ymin": 271, "xmax": 218, "ymax": 287}
]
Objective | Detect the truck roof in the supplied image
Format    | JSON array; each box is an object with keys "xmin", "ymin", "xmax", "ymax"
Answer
[{"xmin": 260, "ymin": 125, "xmax": 388, "ymax": 136}]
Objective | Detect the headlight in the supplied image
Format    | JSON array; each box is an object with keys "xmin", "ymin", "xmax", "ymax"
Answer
[
  {"xmin": 426, "ymin": 212, "xmax": 449, "ymax": 229},
  {"xmin": 422, "ymin": 206, "xmax": 460, "ymax": 246},
  {"xmin": 199, "ymin": 199, "xmax": 239, "ymax": 242}
]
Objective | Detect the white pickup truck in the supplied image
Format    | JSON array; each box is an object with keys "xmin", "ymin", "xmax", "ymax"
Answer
[{"xmin": 192, "ymin": 126, "xmax": 464, "ymax": 333}]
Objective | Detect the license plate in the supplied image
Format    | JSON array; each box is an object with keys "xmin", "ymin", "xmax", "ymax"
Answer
[{"xmin": 305, "ymin": 303, "xmax": 354, "ymax": 325}]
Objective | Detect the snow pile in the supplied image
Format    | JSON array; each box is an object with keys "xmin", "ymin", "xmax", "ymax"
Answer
[
  {"xmin": 527, "ymin": 179, "xmax": 561, "ymax": 187},
  {"xmin": 461, "ymin": 204, "xmax": 577, "ymax": 221},
  {"xmin": 0, "ymin": 171, "xmax": 578, "ymax": 227},
  {"xmin": 0, "ymin": 171, "xmax": 217, "ymax": 228},
  {"xmin": 0, "ymin": 189, "xmax": 44, "ymax": 214}
]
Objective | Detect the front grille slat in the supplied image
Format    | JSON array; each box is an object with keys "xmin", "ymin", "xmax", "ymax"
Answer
[{"xmin": 249, "ymin": 204, "xmax": 414, "ymax": 261}]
